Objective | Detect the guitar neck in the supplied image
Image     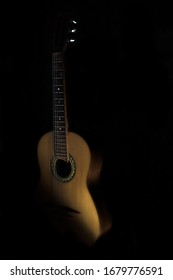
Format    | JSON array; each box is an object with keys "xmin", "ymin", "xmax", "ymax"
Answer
[{"xmin": 52, "ymin": 52, "xmax": 68, "ymax": 161}]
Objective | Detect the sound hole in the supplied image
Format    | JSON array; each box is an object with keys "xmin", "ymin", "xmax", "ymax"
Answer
[
  {"xmin": 51, "ymin": 154, "xmax": 76, "ymax": 182},
  {"xmin": 56, "ymin": 159, "xmax": 72, "ymax": 178}
]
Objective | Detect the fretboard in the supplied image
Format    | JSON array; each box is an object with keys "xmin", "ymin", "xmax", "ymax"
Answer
[{"xmin": 52, "ymin": 52, "xmax": 68, "ymax": 161}]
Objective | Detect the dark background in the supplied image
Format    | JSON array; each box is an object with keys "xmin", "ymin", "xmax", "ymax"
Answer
[{"xmin": 1, "ymin": 0, "xmax": 173, "ymax": 259}]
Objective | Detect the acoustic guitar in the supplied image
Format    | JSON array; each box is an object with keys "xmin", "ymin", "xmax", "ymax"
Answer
[{"xmin": 37, "ymin": 15, "xmax": 112, "ymax": 246}]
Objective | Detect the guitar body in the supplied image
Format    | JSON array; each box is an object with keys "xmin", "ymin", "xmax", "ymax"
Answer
[{"xmin": 37, "ymin": 131, "xmax": 110, "ymax": 245}]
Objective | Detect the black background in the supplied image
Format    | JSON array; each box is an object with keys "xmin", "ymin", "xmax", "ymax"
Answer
[{"xmin": 1, "ymin": 1, "xmax": 173, "ymax": 260}]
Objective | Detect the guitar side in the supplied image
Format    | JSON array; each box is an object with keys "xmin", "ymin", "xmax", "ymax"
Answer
[{"xmin": 37, "ymin": 131, "xmax": 103, "ymax": 245}]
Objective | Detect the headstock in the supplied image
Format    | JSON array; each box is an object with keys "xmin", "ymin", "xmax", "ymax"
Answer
[{"xmin": 52, "ymin": 14, "xmax": 78, "ymax": 53}]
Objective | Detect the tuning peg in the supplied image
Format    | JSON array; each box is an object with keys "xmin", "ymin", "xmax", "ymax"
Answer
[
  {"xmin": 66, "ymin": 38, "xmax": 76, "ymax": 44},
  {"xmin": 71, "ymin": 28, "xmax": 77, "ymax": 33},
  {"xmin": 72, "ymin": 19, "xmax": 77, "ymax": 25},
  {"xmin": 69, "ymin": 38, "xmax": 76, "ymax": 43}
]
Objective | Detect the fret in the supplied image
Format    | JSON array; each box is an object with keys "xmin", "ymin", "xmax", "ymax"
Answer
[
  {"xmin": 52, "ymin": 56, "xmax": 62, "ymax": 59},
  {"xmin": 53, "ymin": 80, "xmax": 63, "ymax": 84},
  {"xmin": 54, "ymin": 136, "xmax": 66, "ymax": 139},
  {"xmin": 54, "ymin": 142, "xmax": 67, "ymax": 146},
  {"xmin": 53, "ymin": 69, "xmax": 63, "ymax": 72},
  {"xmin": 52, "ymin": 61, "xmax": 63, "ymax": 65},
  {"xmin": 54, "ymin": 121, "xmax": 65, "ymax": 125},
  {"xmin": 53, "ymin": 57, "xmax": 62, "ymax": 60},
  {"xmin": 54, "ymin": 125, "xmax": 65, "ymax": 129},
  {"xmin": 53, "ymin": 85, "xmax": 63, "ymax": 90},
  {"xmin": 54, "ymin": 135, "xmax": 66, "ymax": 138},
  {"xmin": 54, "ymin": 102, "xmax": 64, "ymax": 105},
  {"xmin": 53, "ymin": 77, "xmax": 63, "ymax": 80},
  {"xmin": 55, "ymin": 110, "xmax": 64, "ymax": 116},
  {"xmin": 55, "ymin": 138, "xmax": 66, "ymax": 141},
  {"xmin": 54, "ymin": 99, "xmax": 64, "ymax": 103},
  {"xmin": 54, "ymin": 107, "xmax": 64, "ymax": 110},
  {"xmin": 53, "ymin": 91, "xmax": 64, "ymax": 94},
  {"xmin": 54, "ymin": 107, "xmax": 64, "ymax": 111},
  {"xmin": 54, "ymin": 103, "xmax": 64, "ymax": 106},
  {"xmin": 55, "ymin": 133, "xmax": 66, "ymax": 137},
  {"xmin": 53, "ymin": 74, "xmax": 63, "ymax": 78},
  {"xmin": 55, "ymin": 152, "xmax": 67, "ymax": 156},
  {"xmin": 55, "ymin": 157, "xmax": 68, "ymax": 161},
  {"xmin": 54, "ymin": 134, "xmax": 66, "ymax": 138},
  {"xmin": 54, "ymin": 141, "xmax": 66, "ymax": 146},
  {"xmin": 52, "ymin": 87, "xmax": 63, "ymax": 92},
  {"xmin": 53, "ymin": 56, "xmax": 62, "ymax": 60},
  {"xmin": 52, "ymin": 75, "xmax": 63, "ymax": 78},
  {"xmin": 54, "ymin": 144, "xmax": 67, "ymax": 148},
  {"xmin": 55, "ymin": 154, "xmax": 68, "ymax": 159},
  {"xmin": 54, "ymin": 99, "xmax": 64, "ymax": 104},
  {"xmin": 54, "ymin": 140, "xmax": 66, "ymax": 144},
  {"xmin": 55, "ymin": 152, "xmax": 67, "ymax": 155},
  {"xmin": 55, "ymin": 150, "xmax": 67, "ymax": 154},
  {"xmin": 54, "ymin": 141, "xmax": 67, "ymax": 145},
  {"xmin": 54, "ymin": 123, "xmax": 65, "ymax": 127},
  {"xmin": 54, "ymin": 121, "xmax": 66, "ymax": 124},
  {"xmin": 54, "ymin": 98, "xmax": 64, "ymax": 102},
  {"xmin": 54, "ymin": 118, "xmax": 65, "ymax": 122},
  {"xmin": 54, "ymin": 127, "xmax": 66, "ymax": 130},
  {"xmin": 54, "ymin": 107, "xmax": 65, "ymax": 111},
  {"xmin": 55, "ymin": 139, "xmax": 67, "ymax": 142},
  {"xmin": 54, "ymin": 148, "xmax": 67, "ymax": 152},
  {"xmin": 55, "ymin": 153, "xmax": 67, "ymax": 157},
  {"xmin": 54, "ymin": 129, "xmax": 66, "ymax": 133},
  {"xmin": 53, "ymin": 90, "xmax": 63, "ymax": 93},
  {"xmin": 54, "ymin": 147, "xmax": 67, "ymax": 150},
  {"xmin": 54, "ymin": 151, "xmax": 67, "ymax": 156},
  {"xmin": 54, "ymin": 111, "xmax": 65, "ymax": 114},
  {"xmin": 54, "ymin": 118, "xmax": 65, "ymax": 121},
  {"xmin": 52, "ymin": 83, "xmax": 63, "ymax": 86},
  {"xmin": 53, "ymin": 94, "xmax": 64, "ymax": 98},
  {"xmin": 54, "ymin": 138, "xmax": 66, "ymax": 142},
  {"xmin": 54, "ymin": 147, "xmax": 66, "ymax": 150},
  {"xmin": 54, "ymin": 80, "xmax": 64, "ymax": 85},
  {"xmin": 54, "ymin": 94, "xmax": 64, "ymax": 99},
  {"xmin": 52, "ymin": 61, "xmax": 63, "ymax": 66},
  {"xmin": 54, "ymin": 143, "xmax": 67, "ymax": 147},
  {"xmin": 54, "ymin": 132, "xmax": 66, "ymax": 136},
  {"xmin": 53, "ymin": 101, "xmax": 64, "ymax": 106},
  {"xmin": 54, "ymin": 109, "xmax": 65, "ymax": 113},
  {"xmin": 55, "ymin": 145, "xmax": 67, "ymax": 149},
  {"xmin": 54, "ymin": 126, "xmax": 66, "ymax": 130},
  {"xmin": 53, "ymin": 98, "xmax": 64, "ymax": 101},
  {"xmin": 53, "ymin": 70, "xmax": 63, "ymax": 74},
  {"xmin": 53, "ymin": 62, "xmax": 63, "ymax": 66},
  {"xmin": 54, "ymin": 111, "xmax": 65, "ymax": 115},
  {"xmin": 52, "ymin": 53, "xmax": 63, "ymax": 59},
  {"xmin": 52, "ymin": 67, "xmax": 63, "ymax": 72},
  {"xmin": 54, "ymin": 132, "xmax": 66, "ymax": 135},
  {"xmin": 54, "ymin": 96, "xmax": 64, "ymax": 99},
  {"xmin": 53, "ymin": 65, "xmax": 63, "ymax": 68}
]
